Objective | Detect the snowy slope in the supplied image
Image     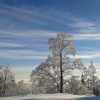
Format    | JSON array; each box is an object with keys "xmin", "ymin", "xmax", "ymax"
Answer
[{"xmin": 0, "ymin": 93, "xmax": 99, "ymax": 100}]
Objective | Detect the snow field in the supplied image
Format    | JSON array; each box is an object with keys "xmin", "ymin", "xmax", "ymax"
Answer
[{"xmin": 0, "ymin": 93, "xmax": 99, "ymax": 100}]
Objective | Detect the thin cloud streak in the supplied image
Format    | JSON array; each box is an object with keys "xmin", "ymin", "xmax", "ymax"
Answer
[
  {"xmin": 0, "ymin": 42, "xmax": 24, "ymax": 47},
  {"xmin": 0, "ymin": 50, "xmax": 49, "ymax": 59},
  {"xmin": 0, "ymin": 29, "xmax": 57, "ymax": 38},
  {"xmin": 0, "ymin": 49, "xmax": 100, "ymax": 59},
  {"xmin": 1, "ymin": 30, "xmax": 100, "ymax": 44},
  {"xmin": 0, "ymin": 30, "xmax": 57, "ymax": 49},
  {"xmin": 12, "ymin": 67, "xmax": 35, "ymax": 72},
  {"xmin": 1, "ymin": 3, "xmax": 100, "ymax": 42},
  {"xmin": 70, "ymin": 52, "xmax": 100, "ymax": 59},
  {"xmin": 74, "ymin": 33, "xmax": 100, "ymax": 40},
  {"xmin": 1, "ymin": 2, "xmax": 99, "ymax": 34},
  {"xmin": 69, "ymin": 19, "xmax": 96, "ymax": 32},
  {"xmin": 0, "ymin": 3, "xmax": 71, "ymax": 29}
]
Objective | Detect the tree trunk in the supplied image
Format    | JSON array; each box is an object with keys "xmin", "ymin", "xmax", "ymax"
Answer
[
  {"xmin": 60, "ymin": 53, "xmax": 63, "ymax": 93},
  {"xmin": 93, "ymin": 73, "xmax": 94, "ymax": 89}
]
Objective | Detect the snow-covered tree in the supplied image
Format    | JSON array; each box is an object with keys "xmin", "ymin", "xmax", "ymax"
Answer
[
  {"xmin": 30, "ymin": 33, "xmax": 86, "ymax": 93},
  {"xmin": 88, "ymin": 61, "xmax": 96, "ymax": 88},
  {"xmin": 0, "ymin": 64, "xmax": 15, "ymax": 96},
  {"xmin": 83, "ymin": 61, "xmax": 96, "ymax": 90},
  {"xmin": 3, "ymin": 80, "xmax": 30, "ymax": 96},
  {"xmin": 80, "ymin": 61, "xmax": 98, "ymax": 92},
  {"xmin": 17, "ymin": 80, "xmax": 30, "ymax": 95},
  {"xmin": 4, "ymin": 80, "xmax": 17, "ymax": 96},
  {"xmin": 30, "ymin": 62, "xmax": 59, "ymax": 94},
  {"xmin": 48, "ymin": 33, "xmax": 86, "ymax": 93},
  {"xmin": 65, "ymin": 75, "xmax": 91, "ymax": 95}
]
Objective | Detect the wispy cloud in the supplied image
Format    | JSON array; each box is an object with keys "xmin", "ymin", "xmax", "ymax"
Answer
[
  {"xmin": 0, "ymin": 4, "xmax": 47, "ymax": 27},
  {"xmin": 0, "ymin": 29, "xmax": 100, "ymax": 59},
  {"xmin": 74, "ymin": 33, "xmax": 100, "ymax": 40},
  {"xmin": 70, "ymin": 51, "xmax": 100, "ymax": 59},
  {"xmin": 0, "ymin": 2, "xmax": 100, "ymax": 34},
  {"xmin": 0, "ymin": 29, "xmax": 57, "ymax": 52},
  {"xmin": 0, "ymin": 42, "xmax": 24, "ymax": 47},
  {"xmin": 0, "ymin": 3, "xmax": 100, "ymax": 61},
  {"xmin": 1, "ymin": 49, "xmax": 100, "ymax": 60},
  {"xmin": 67, "ymin": 15, "xmax": 100, "ymax": 34},
  {"xmin": 0, "ymin": 50, "xmax": 49, "ymax": 59},
  {"xmin": 69, "ymin": 19, "xmax": 97, "ymax": 33},
  {"xmin": 1, "ymin": 2, "xmax": 98, "ymax": 34},
  {"xmin": 0, "ymin": 3, "xmax": 71, "ymax": 30},
  {"xmin": 0, "ymin": 29, "xmax": 57, "ymax": 39}
]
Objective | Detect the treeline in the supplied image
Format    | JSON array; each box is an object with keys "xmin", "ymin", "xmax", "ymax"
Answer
[
  {"xmin": 0, "ymin": 63, "xmax": 99, "ymax": 97},
  {"xmin": 0, "ymin": 33, "xmax": 100, "ymax": 97}
]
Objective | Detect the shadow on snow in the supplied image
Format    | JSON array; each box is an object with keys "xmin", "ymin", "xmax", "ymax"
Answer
[{"xmin": 20, "ymin": 96, "xmax": 100, "ymax": 100}]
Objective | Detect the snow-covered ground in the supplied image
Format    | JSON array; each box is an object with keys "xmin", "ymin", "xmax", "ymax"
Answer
[{"xmin": 0, "ymin": 93, "xmax": 99, "ymax": 100}]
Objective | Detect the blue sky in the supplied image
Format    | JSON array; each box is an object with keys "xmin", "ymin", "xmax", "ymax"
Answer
[{"xmin": 0, "ymin": 0, "xmax": 100, "ymax": 82}]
